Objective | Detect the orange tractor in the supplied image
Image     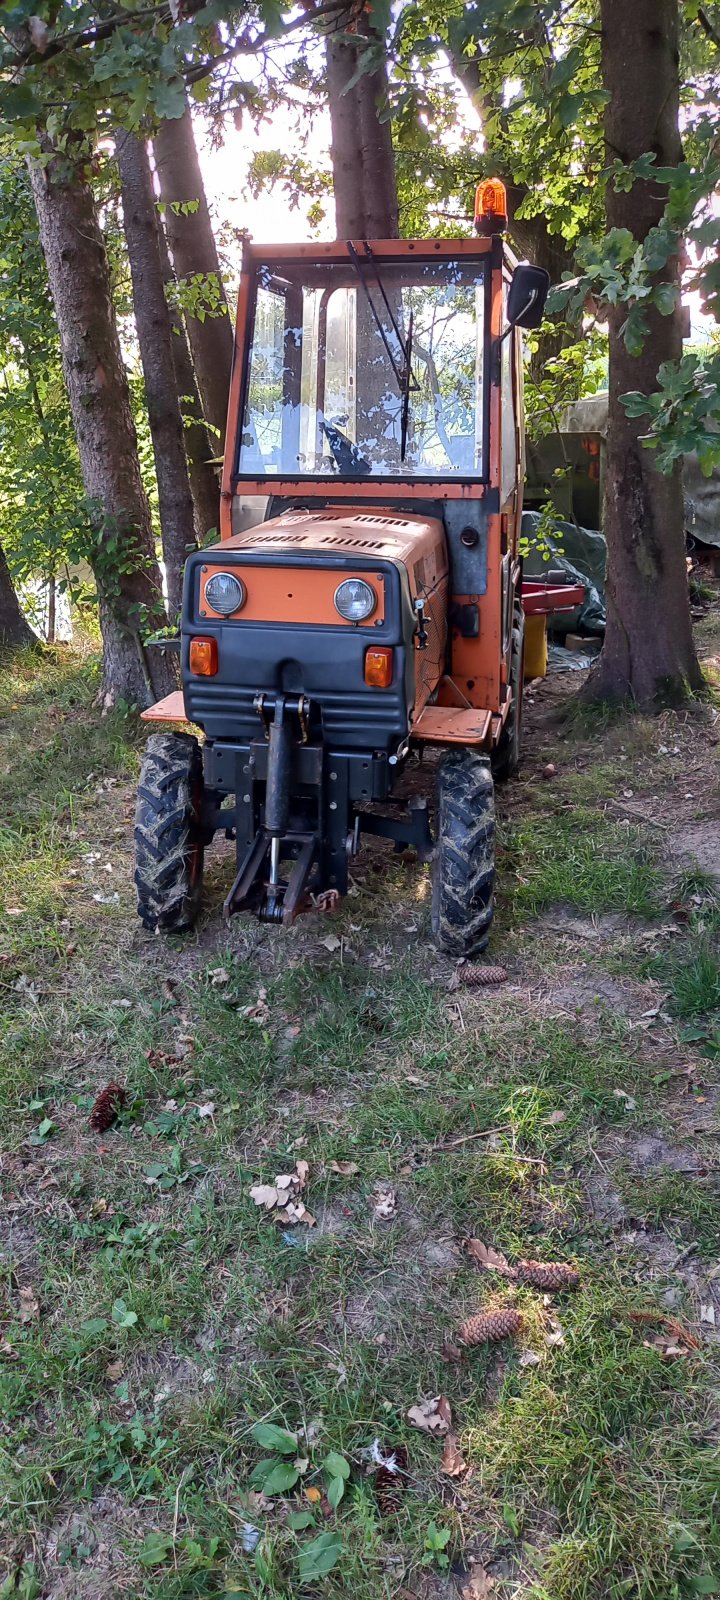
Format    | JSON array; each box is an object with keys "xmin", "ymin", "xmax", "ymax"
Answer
[{"xmin": 135, "ymin": 181, "xmax": 549, "ymax": 954}]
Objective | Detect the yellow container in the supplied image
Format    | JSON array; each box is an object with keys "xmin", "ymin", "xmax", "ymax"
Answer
[{"xmin": 524, "ymin": 612, "xmax": 548, "ymax": 679}]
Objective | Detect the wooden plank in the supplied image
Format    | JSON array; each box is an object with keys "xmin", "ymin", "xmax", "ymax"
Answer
[
  {"xmin": 410, "ymin": 705, "xmax": 492, "ymax": 746},
  {"xmin": 140, "ymin": 690, "xmax": 189, "ymax": 724}
]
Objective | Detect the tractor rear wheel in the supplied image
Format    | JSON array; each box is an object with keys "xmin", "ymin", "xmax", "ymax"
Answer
[
  {"xmin": 431, "ymin": 749, "xmax": 495, "ymax": 956},
  {"xmin": 135, "ymin": 732, "xmax": 205, "ymax": 933},
  {"xmin": 492, "ymin": 600, "xmax": 525, "ymax": 783}
]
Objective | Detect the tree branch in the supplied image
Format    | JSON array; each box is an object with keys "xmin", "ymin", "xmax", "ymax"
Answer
[
  {"xmin": 184, "ymin": 0, "xmax": 349, "ymax": 82},
  {"xmin": 697, "ymin": 6, "xmax": 720, "ymax": 48}
]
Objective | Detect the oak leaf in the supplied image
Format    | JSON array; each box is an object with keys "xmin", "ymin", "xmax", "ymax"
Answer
[{"xmin": 407, "ymin": 1395, "xmax": 451, "ymax": 1435}]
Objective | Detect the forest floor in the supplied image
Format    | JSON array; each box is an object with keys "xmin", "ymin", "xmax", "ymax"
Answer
[{"xmin": 1, "ymin": 598, "xmax": 720, "ymax": 1600}]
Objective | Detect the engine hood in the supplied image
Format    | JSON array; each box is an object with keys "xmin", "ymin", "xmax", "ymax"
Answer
[{"xmin": 218, "ymin": 505, "xmax": 447, "ymax": 575}]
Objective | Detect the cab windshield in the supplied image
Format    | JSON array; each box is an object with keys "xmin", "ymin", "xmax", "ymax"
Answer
[{"xmin": 237, "ymin": 253, "xmax": 488, "ymax": 481}]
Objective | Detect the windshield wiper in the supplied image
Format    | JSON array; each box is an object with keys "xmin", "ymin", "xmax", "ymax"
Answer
[{"xmin": 346, "ymin": 240, "xmax": 419, "ymax": 460}]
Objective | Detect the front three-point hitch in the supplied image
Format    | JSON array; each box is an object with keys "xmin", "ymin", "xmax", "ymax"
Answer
[{"xmin": 217, "ymin": 693, "xmax": 434, "ymax": 929}]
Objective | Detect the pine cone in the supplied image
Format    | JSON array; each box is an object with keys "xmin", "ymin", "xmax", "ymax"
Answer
[
  {"xmin": 457, "ymin": 1307, "xmax": 522, "ymax": 1347},
  {"xmin": 517, "ymin": 1260, "xmax": 580, "ymax": 1292},
  {"xmin": 89, "ymin": 1081, "xmax": 126, "ymax": 1133},
  {"xmin": 374, "ymin": 1445, "xmax": 408, "ymax": 1515},
  {"xmin": 451, "ymin": 964, "xmax": 508, "ymax": 990}
]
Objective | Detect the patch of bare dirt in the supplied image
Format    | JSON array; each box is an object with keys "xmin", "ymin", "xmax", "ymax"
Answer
[
  {"xmin": 36, "ymin": 1491, "xmax": 155, "ymax": 1599},
  {"xmin": 544, "ymin": 968, "xmax": 658, "ymax": 1021},
  {"xmin": 670, "ymin": 819, "xmax": 720, "ymax": 884},
  {"xmin": 613, "ymin": 1131, "xmax": 705, "ymax": 1176}
]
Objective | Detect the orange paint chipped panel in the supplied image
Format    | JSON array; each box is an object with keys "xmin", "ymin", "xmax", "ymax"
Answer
[
  {"xmin": 199, "ymin": 562, "xmax": 386, "ymax": 628},
  {"xmin": 140, "ymin": 690, "xmax": 189, "ymax": 724},
  {"xmin": 410, "ymin": 705, "xmax": 492, "ymax": 746}
]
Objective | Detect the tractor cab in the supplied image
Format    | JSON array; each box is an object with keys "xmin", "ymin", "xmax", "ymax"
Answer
[{"xmin": 135, "ymin": 182, "xmax": 549, "ymax": 953}]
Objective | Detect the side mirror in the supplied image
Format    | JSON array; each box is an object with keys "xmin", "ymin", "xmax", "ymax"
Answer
[{"xmin": 507, "ymin": 263, "xmax": 550, "ymax": 330}]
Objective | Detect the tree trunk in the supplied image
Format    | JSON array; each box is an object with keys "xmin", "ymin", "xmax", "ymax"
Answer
[
  {"xmin": 152, "ymin": 97, "xmax": 233, "ymax": 440},
  {"xmin": 28, "ymin": 143, "xmax": 176, "ymax": 708},
  {"xmin": 326, "ymin": 12, "xmax": 399, "ymax": 238},
  {"xmin": 448, "ymin": 50, "xmax": 577, "ymax": 380},
  {"xmin": 117, "ymin": 130, "xmax": 196, "ymax": 620},
  {"xmin": 326, "ymin": 35, "xmax": 368, "ymax": 237},
  {"xmin": 588, "ymin": 0, "xmax": 703, "ymax": 705},
  {"xmin": 0, "ymin": 541, "xmax": 37, "ymax": 651},
  {"xmin": 156, "ymin": 214, "xmax": 220, "ymax": 544}
]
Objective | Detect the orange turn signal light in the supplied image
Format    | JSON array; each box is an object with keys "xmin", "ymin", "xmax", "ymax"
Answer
[
  {"xmin": 189, "ymin": 636, "xmax": 218, "ymax": 676},
  {"xmin": 474, "ymin": 177, "xmax": 508, "ymax": 235},
  {"xmin": 364, "ymin": 646, "xmax": 394, "ymax": 688}
]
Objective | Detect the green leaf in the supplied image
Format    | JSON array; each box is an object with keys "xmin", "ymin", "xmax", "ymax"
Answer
[
  {"xmin": 690, "ymin": 1580, "xmax": 720, "ymax": 1596},
  {"xmin": 29, "ymin": 1117, "xmax": 55, "ymax": 1144},
  {"xmin": 326, "ymin": 1476, "xmax": 345, "ymax": 1509},
  {"xmin": 252, "ymin": 1422, "xmax": 298, "ymax": 1454},
  {"xmin": 323, "ymin": 1451, "xmax": 351, "ymax": 1480},
  {"xmin": 138, "ymin": 1531, "xmax": 173, "ymax": 1567},
  {"xmin": 152, "ymin": 77, "xmax": 187, "ymax": 120},
  {"xmin": 260, "ymin": 1460, "xmax": 300, "ymax": 1496},
  {"xmin": 249, "ymin": 1457, "xmax": 278, "ymax": 1488},
  {"xmin": 557, "ymin": 93, "xmax": 585, "ymax": 131},
  {"xmin": 0, "ymin": 82, "xmax": 43, "ymax": 122},
  {"xmin": 288, "ymin": 1510, "xmax": 315, "ymax": 1530},
  {"xmin": 111, "ymin": 1298, "xmax": 138, "ymax": 1328},
  {"xmin": 81, "ymin": 1317, "xmax": 109, "ymax": 1335},
  {"xmin": 297, "ymin": 1532, "xmax": 343, "ymax": 1581},
  {"xmin": 653, "ymin": 282, "xmax": 678, "ymax": 317}
]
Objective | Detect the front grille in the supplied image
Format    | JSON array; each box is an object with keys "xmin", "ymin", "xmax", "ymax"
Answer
[{"xmin": 185, "ymin": 682, "xmax": 407, "ymax": 749}]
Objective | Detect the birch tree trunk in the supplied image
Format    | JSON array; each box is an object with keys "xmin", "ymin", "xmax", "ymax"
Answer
[
  {"xmin": 152, "ymin": 97, "xmax": 234, "ymax": 441},
  {"xmin": 116, "ymin": 130, "xmax": 196, "ymax": 620},
  {"xmin": 28, "ymin": 142, "xmax": 175, "ymax": 708},
  {"xmin": 589, "ymin": 0, "xmax": 703, "ymax": 705}
]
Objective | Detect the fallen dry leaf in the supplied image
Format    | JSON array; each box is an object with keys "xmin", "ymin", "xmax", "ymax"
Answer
[
  {"xmin": 644, "ymin": 1336, "xmax": 688, "ymax": 1360},
  {"xmin": 321, "ymin": 934, "xmax": 342, "ymax": 952},
  {"xmin": 196, "ymin": 1102, "xmax": 215, "ymax": 1119},
  {"xmin": 207, "ymin": 967, "xmax": 230, "ymax": 986},
  {"xmin": 407, "ymin": 1395, "xmax": 451, "ymax": 1435},
  {"xmin": 105, "ymin": 1360, "xmax": 124, "ymax": 1382},
  {"xmin": 441, "ymin": 1339, "xmax": 463, "ymax": 1363},
  {"xmin": 1, "ymin": 1339, "xmax": 18, "ymax": 1360},
  {"xmin": 628, "ymin": 1310, "xmax": 701, "ymax": 1351},
  {"xmin": 329, "ymin": 1160, "xmax": 359, "ymax": 1176},
  {"xmin": 543, "ymin": 1109, "xmax": 567, "ymax": 1126},
  {"xmin": 304, "ymin": 1486, "xmax": 322, "ymax": 1504},
  {"xmin": 440, "ymin": 1433, "xmax": 467, "ymax": 1476},
  {"xmin": 249, "ymin": 1162, "xmax": 314, "ymax": 1225},
  {"xmin": 544, "ymin": 1313, "xmax": 565, "ymax": 1349},
  {"xmin": 462, "ymin": 1563, "xmax": 495, "ymax": 1599},
  {"xmin": 250, "ymin": 1184, "xmax": 280, "ymax": 1210},
  {"xmin": 700, "ymin": 1303, "xmax": 716, "ymax": 1326},
  {"xmin": 464, "ymin": 1238, "xmax": 513, "ymax": 1276},
  {"xmin": 519, "ymin": 1349, "xmax": 541, "ymax": 1369},
  {"xmin": 372, "ymin": 1186, "xmax": 397, "ymax": 1221},
  {"xmin": 18, "ymin": 1286, "xmax": 39, "ymax": 1323}
]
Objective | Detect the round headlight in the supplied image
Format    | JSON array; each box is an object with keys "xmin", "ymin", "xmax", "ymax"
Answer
[
  {"xmin": 334, "ymin": 578, "xmax": 376, "ymax": 623},
  {"xmin": 205, "ymin": 571, "xmax": 245, "ymax": 616}
]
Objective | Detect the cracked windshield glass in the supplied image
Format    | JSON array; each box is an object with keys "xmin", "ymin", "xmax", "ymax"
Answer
[{"xmin": 238, "ymin": 256, "xmax": 487, "ymax": 479}]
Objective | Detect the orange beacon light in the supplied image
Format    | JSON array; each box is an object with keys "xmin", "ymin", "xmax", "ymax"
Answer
[{"xmin": 474, "ymin": 178, "xmax": 508, "ymax": 236}]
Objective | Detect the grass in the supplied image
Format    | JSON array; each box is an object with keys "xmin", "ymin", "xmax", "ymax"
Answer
[{"xmin": 1, "ymin": 642, "xmax": 720, "ymax": 1599}]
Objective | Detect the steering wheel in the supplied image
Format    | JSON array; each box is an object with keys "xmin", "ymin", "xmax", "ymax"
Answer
[{"xmin": 321, "ymin": 419, "xmax": 372, "ymax": 477}]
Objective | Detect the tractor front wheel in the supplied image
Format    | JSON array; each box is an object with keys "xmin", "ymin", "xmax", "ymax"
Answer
[
  {"xmin": 431, "ymin": 749, "xmax": 495, "ymax": 957},
  {"xmin": 135, "ymin": 732, "xmax": 205, "ymax": 933}
]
